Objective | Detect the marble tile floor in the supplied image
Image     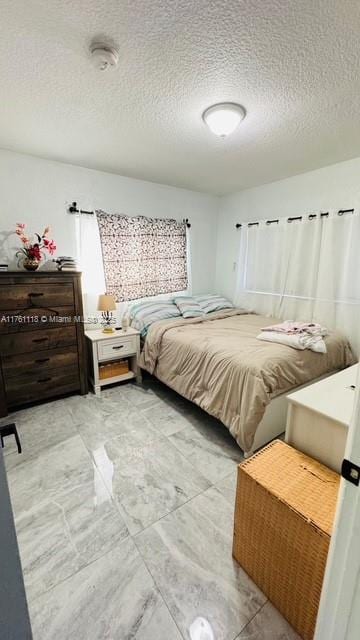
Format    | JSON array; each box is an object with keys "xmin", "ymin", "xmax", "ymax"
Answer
[{"xmin": 2, "ymin": 377, "xmax": 299, "ymax": 640}]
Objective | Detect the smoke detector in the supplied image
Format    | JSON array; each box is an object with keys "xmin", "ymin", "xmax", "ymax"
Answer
[{"xmin": 90, "ymin": 43, "xmax": 119, "ymax": 71}]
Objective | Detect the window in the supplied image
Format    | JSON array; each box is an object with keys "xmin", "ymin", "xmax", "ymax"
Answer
[
  {"xmin": 96, "ymin": 211, "xmax": 188, "ymax": 302},
  {"xmin": 235, "ymin": 211, "xmax": 360, "ymax": 354}
]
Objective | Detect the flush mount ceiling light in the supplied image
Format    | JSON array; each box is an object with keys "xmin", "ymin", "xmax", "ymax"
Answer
[
  {"xmin": 90, "ymin": 42, "xmax": 119, "ymax": 71},
  {"xmin": 202, "ymin": 102, "xmax": 246, "ymax": 137}
]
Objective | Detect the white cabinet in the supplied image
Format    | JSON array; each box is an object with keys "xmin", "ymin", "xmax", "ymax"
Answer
[
  {"xmin": 285, "ymin": 364, "xmax": 358, "ymax": 472},
  {"xmin": 85, "ymin": 327, "xmax": 141, "ymax": 395}
]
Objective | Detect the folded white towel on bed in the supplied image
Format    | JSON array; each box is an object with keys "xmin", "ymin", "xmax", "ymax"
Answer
[{"xmin": 257, "ymin": 330, "xmax": 327, "ymax": 353}]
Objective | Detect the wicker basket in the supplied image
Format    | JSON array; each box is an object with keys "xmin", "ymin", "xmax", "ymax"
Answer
[
  {"xmin": 233, "ymin": 440, "xmax": 340, "ymax": 640},
  {"xmin": 99, "ymin": 359, "xmax": 129, "ymax": 380}
]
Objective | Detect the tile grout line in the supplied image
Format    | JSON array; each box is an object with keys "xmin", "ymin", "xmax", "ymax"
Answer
[
  {"xmin": 145, "ymin": 459, "xmax": 239, "ymax": 533},
  {"xmin": 132, "ymin": 533, "xmax": 187, "ymax": 640},
  {"xmin": 165, "ymin": 425, "xmax": 243, "ymax": 477},
  {"xmin": 131, "ymin": 489, "xmax": 238, "ymax": 637},
  {"xmin": 26, "ymin": 534, "xmax": 132, "ymax": 609},
  {"xmin": 3, "ymin": 419, "xmax": 80, "ymax": 474},
  {"xmin": 72, "ymin": 415, "xmax": 146, "ymax": 542},
  {"xmin": 127, "ymin": 482, "xmax": 212, "ymax": 537},
  {"xmin": 231, "ymin": 599, "xmax": 269, "ymax": 640}
]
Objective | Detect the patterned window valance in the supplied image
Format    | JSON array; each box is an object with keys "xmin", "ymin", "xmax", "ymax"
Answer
[{"xmin": 96, "ymin": 210, "xmax": 188, "ymax": 302}]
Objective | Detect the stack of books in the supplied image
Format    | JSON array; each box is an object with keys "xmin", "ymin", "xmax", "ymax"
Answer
[{"xmin": 56, "ymin": 256, "xmax": 77, "ymax": 271}]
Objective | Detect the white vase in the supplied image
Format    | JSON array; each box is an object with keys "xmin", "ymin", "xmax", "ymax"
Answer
[{"xmin": 121, "ymin": 314, "xmax": 129, "ymax": 332}]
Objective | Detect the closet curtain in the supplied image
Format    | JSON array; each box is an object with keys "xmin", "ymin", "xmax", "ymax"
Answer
[{"xmin": 234, "ymin": 211, "xmax": 360, "ymax": 355}]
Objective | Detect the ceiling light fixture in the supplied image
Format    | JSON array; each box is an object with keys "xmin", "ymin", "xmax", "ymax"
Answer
[{"xmin": 202, "ymin": 102, "xmax": 246, "ymax": 137}]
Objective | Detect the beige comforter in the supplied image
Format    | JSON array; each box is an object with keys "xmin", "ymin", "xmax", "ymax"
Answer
[{"xmin": 140, "ymin": 310, "xmax": 355, "ymax": 452}]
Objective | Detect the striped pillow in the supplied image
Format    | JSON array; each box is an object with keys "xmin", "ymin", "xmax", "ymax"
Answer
[
  {"xmin": 194, "ymin": 294, "xmax": 234, "ymax": 314},
  {"xmin": 173, "ymin": 296, "xmax": 204, "ymax": 319},
  {"xmin": 129, "ymin": 299, "xmax": 181, "ymax": 336}
]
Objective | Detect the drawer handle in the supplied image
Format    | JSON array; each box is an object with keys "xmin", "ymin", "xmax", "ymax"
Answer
[
  {"xmin": 32, "ymin": 337, "xmax": 48, "ymax": 343},
  {"xmin": 35, "ymin": 358, "xmax": 50, "ymax": 364},
  {"xmin": 29, "ymin": 292, "xmax": 44, "ymax": 297},
  {"xmin": 37, "ymin": 377, "xmax": 51, "ymax": 383},
  {"xmin": 112, "ymin": 345, "xmax": 124, "ymax": 350}
]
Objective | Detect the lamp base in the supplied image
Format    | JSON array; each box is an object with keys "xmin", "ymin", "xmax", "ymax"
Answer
[
  {"xmin": 101, "ymin": 309, "xmax": 115, "ymax": 333},
  {"xmin": 102, "ymin": 326, "xmax": 115, "ymax": 334}
]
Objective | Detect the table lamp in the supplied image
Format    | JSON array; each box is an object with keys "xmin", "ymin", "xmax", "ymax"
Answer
[{"xmin": 97, "ymin": 294, "xmax": 116, "ymax": 333}]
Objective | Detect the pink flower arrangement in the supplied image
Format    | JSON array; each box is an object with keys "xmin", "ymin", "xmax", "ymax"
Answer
[{"xmin": 15, "ymin": 223, "xmax": 57, "ymax": 262}]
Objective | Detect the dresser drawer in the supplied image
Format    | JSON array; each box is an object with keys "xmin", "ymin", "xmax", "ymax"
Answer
[
  {"xmin": 0, "ymin": 272, "xmax": 88, "ymax": 417},
  {"xmin": 0, "ymin": 326, "xmax": 77, "ymax": 356},
  {"xmin": 97, "ymin": 336, "xmax": 137, "ymax": 362},
  {"xmin": 0, "ymin": 283, "xmax": 74, "ymax": 311},
  {"xmin": 5, "ymin": 366, "xmax": 80, "ymax": 406},
  {"xmin": 2, "ymin": 347, "xmax": 79, "ymax": 378}
]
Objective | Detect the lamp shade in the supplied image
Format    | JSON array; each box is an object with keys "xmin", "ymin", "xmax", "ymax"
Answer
[{"xmin": 97, "ymin": 294, "xmax": 116, "ymax": 311}]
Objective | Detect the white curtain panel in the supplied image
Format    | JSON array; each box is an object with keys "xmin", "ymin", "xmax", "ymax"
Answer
[
  {"xmin": 75, "ymin": 213, "xmax": 132, "ymax": 325},
  {"xmin": 74, "ymin": 213, "xmax": 106, "ymax": 324},
  {"xmin": 234, "ymin": 210, "xmax": 360, "ymax": 355}
]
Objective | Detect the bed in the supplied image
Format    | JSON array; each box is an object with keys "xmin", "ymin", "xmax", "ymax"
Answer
[{"xmin": 139, "ymin": 309, "xmax": 355, "ymax": 456}]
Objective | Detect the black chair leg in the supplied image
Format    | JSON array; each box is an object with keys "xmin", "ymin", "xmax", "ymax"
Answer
[{"xmin": 0, "ymin": 423, "xmax": 22, "ymax": 454}]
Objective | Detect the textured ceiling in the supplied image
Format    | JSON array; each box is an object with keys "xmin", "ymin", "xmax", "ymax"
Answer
[{"xmin": 1, "ymin": 0, "xmax": 360, "ymax": 194}]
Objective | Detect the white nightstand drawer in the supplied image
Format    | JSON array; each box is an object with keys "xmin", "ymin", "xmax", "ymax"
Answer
[{"xmin": 97, "ymin": 337, "xmax": 137, "ymax": 362}]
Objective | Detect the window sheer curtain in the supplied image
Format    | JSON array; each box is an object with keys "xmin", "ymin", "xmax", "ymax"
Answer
[
  {"xmin": 234, "ymin": 210, "xmax": 360, "ymax": 355},
  {"xmin": 74, "ymin": 213, "xmax": 105, "ymax": 322}
]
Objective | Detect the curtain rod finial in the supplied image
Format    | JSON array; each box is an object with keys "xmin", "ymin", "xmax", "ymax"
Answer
[{"xmin": 68, "ymin": 201, "xmax": 79, "ymax": 214}]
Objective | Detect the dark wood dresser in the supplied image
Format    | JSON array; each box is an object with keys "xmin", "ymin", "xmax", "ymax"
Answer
[{"xmin": 0, "ymin": 271, "xmax": 88, "ymax": 417}]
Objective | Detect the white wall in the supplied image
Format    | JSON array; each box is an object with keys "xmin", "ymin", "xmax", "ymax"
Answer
[
  {"xmin": 0, "ymin": 148, "xmax": 219, "ymax": 294},
  {"xmin": 216, "ymin": 156, "xmax": 360, "ymax": 300},
  {"xmin": 4, "ymin": 149, "xmax": 360, "ymax": 306}
]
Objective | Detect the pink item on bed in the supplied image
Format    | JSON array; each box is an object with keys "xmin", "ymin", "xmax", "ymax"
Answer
[{"xmin": 262, "ymin": 321, "xmax": 326, "ymax": 336}]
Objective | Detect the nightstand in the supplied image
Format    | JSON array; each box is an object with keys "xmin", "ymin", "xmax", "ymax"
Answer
[{"xmin": 85, "ymin": 328, "xmax": 142, "ymax": 395}]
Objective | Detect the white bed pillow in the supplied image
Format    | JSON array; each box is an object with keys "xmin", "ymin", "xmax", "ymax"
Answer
[
  {"xmin": 194, "ymin": 294, "xmax": 234, "ymax": 314},
  {"xmin": 257, "ymin": 330, "xmax": 327, "ymax": 353},
  {"xmin": 173, "ymin": 296, "xmax": 204, "ymax": 318}
]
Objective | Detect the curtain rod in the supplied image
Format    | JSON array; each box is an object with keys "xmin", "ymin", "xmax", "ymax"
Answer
[
  {"xmin": 67, "ymin": 202, "xmax": 191, "ymax": 227},
  {"xmin": 235, "ymin": 208, "xmax": 354, "ymax": 228},
  {"xmin": 68, "ymin": 202, "xmax": 94, "ymax": 215}
]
